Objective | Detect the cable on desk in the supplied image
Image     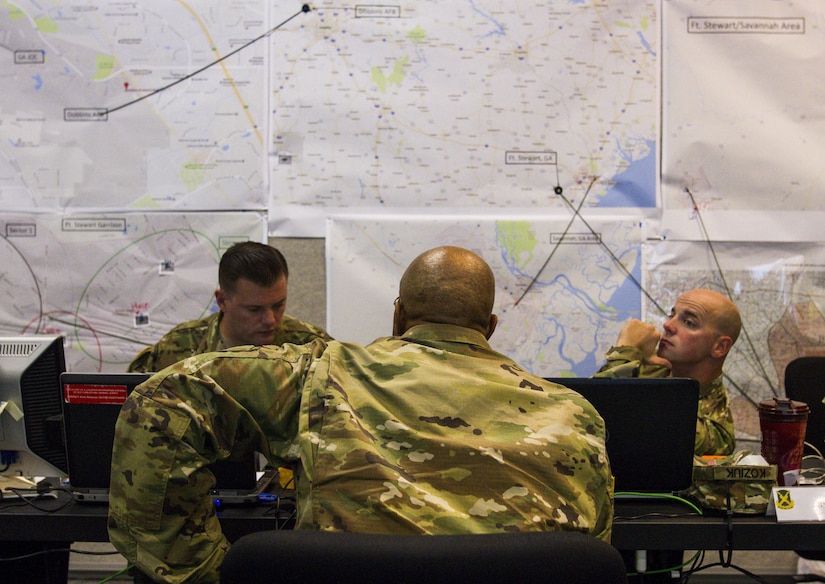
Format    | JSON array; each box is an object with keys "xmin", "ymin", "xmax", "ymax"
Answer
[
  {"xmin": 614, "ymin": 491, "xmax": 779, "ymax": 583},
  {"xmin": 616, "ymin": 493, "xmax": 703, "ymax": 580},
  {"xmin": 0, "ymin": 546, "xmax": 122, "ymax": 562},
  {"xmin": 801, "ymin": 457, "xmax": 825, "ymax": 485},
  {"xmin": 100, "ymin": 564, "xmax": 134, "ymax": 583},
  {"xmin": 721, "ymin": 479, "xmax": 735, "ymax": 567},
  {"xmin": 0, "ymin": 481, "xmax": 74, "ymax": 513},
  {"xmin": 800, "ymin": 442, "xmax": 825, "ymax": 485},
  {"xmin": 263, "ymin": 494, "xmax": 298, "ymax": 529},
  {"xmin": 673, "ymin": 497, "xmax": 770, "ymax": 584},
  {"xmin": 632, "ymin": 549, "xmax": 776, "ymax": 583},
  {"xmin": 613, "ymin": 491, "xmax": 704, "ymax": 520},
  {"xmin": 685, "ymin": 549, "xmax": 706, "ymax": 577}
]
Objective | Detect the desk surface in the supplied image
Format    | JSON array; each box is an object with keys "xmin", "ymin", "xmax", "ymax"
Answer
[
  {"xmin": 2, "ymin": 495, "xmax": 824, "ymax": 552},
  {"xmin": 0, "ymin": 491, "xmax": 295, "ymax": 543},
  {"xmin": 612, "ymin": 499, "xmax": 825, "ymax": 551}
]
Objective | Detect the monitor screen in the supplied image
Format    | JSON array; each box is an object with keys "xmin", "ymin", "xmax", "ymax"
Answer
[{"xmin": 0, "ymin": 335, "xmax": 68, "ymax": 478}]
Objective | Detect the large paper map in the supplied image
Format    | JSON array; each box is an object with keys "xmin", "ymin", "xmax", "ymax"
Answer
[
  {"xmin": 663, "ymin": 0, "xmax": 825, "ymax": 212},
  {"xmin": 0, "ymin": 0, "xmax": 269, "ymax": 210},
  {"xmin": 329, "ymin": 221, "xmax": 825, "ymax": 445},
  {"xmin": 327, "ymin": 215, "xmax": 643, "ymax": 378},
  {"xmin": 0, "ymin": 212, "xmax": 265, "ymax": 372},
  {"xmin": 644, "ymin": 241, "xmax": 825, "ymax": 442},
  {"xmin": 271, "ymin": 1, "xmax": 659, "ymax": 234}
]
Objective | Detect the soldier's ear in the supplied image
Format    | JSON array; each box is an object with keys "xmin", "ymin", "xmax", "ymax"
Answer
[
  {"xmin": 215, "ymin": 289, "xmax": 227, "ymax": 311},
  {"xmin": 392, "ymin": 298, "xmax": 407, "ymax": 336},
  {"xmin": 712, "ymin": 335, "xmax": 733, "ymax": 359},
  {"xmin": 485, "ymin": 314, "xmax": 498, "ymax": 340}
]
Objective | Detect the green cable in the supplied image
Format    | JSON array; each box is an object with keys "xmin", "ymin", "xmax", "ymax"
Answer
[
  {"xmin": 616, "ymin": 492, "xmax": 704, "ymax": 577},
  {"xmin": 98, "ymin": 563, "xmax": 135, "ymax": 583},
  {"xmin": 615, "ymin": 491, "xmax": 703, "ymax": 515}
]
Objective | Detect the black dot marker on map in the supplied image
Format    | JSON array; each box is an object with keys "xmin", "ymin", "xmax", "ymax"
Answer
[
  {"xmin": 302, "ymin": 4, "xmax": 311, "ymax": 12},
  {"xmin": 554, "ymin": 186, "xmax": 563, "ymax": 195}
]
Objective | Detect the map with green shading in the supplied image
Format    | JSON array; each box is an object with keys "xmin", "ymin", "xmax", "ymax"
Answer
[
  {"xmin": 0, "ymin": 212, "xmax": 265, "ymax": 372},
  {"xmin": 0, "ymin": 0, "xmax": 268, "ymax": 210},
  {"xmin": 327, "ymin": 215, "xmax": 643, "ymax": 377}
]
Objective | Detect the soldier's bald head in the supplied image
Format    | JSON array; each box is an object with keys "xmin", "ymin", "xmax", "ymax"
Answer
[{"xmin": 395, "ymin": 246, "xmax": 497, "ymax": 336}]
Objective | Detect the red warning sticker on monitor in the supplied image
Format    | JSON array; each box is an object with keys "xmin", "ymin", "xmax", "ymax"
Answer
[{"xmin": 64, "ymin": 383, "xmax": 129, "ymax": 404}]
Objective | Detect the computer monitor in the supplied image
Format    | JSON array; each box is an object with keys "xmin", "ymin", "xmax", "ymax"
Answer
[{"xmin": 0, "ymin": 335, "xmax": 68, "ymax": 477}]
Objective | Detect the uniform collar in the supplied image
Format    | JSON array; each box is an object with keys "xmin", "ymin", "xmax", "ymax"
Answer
[{"xmin": 400, "ymin": 323, "xmax": 491, "ymax": 349}]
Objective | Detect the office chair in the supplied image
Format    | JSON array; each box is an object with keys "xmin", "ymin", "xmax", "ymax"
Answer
[
  {"xmin": 784, "ymin": 356, "xmax": 825, "ymax": 581},
  {"xmin": 220, "ymin": 530, "xmax": 628, "ymax": 584},
  {"xmin": 785, "ymin": 356, "xmax": 825, "ymax": 469}
]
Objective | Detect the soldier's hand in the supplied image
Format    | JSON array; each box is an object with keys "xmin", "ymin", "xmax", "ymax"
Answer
[{"xmin": 615, "ymin": 320, "xmax": 661, "ymax": 360}]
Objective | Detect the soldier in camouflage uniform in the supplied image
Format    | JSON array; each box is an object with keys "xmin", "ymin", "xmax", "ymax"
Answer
[
  {"xmin": 595, "ymin": 288, "xmax": 740, "ymax": 456},
  {"xmin": 128, "ymin": 241, "xmax": 331, "ymax": 373},
  {"xmin": 595, "ymin": 289, "xmax": 740, "ymax": 583},
  {"xmin": 109, "ymin": 246, "xmax": 614, "ymax": 583}
]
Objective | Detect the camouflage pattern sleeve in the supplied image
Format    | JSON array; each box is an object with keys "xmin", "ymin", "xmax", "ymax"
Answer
[
  {"xmin": 126, "ymin": 315, "xmax": 218, "ymax": 373},
  {"xmin": 274, "ymin": 314, "xmax": 334, "ymax": 345},
  {"xmin": 129, "ymin": 313, "xmax": 330, "ymax": 373},
  {"xmin": 109, "ymin": 340, "xmax": 328, "ymax": 583},
  {"xmin": 593, "ymin": 345, "xmax": 670, "ymax": 379},
  {"xmin": 111, "ymin": 323, "xmax": 613, "ymax": 581},
  {"xmin": 291, "ymin": 328, "xmax": 614, "ymax": 542},
  {"xmin": 126, "ymin": 345, "xmax": 155, "ymax": 373},
  {"xmin": 694, "ymin": 376, "xmax": 736, "ymax": 456}
]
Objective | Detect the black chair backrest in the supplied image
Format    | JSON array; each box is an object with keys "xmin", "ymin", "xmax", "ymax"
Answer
[
  {"xmin": 784, "ymin": 356, "xmax": 825, "ymax": 456},
  {"xmin": 220, "ymin": 530, "xmax": 628, "ymax": 584}
]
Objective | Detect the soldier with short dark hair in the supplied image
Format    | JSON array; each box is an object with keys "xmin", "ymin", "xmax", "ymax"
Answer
[
  {"xmin": 109, "ymin": 246, "xmax": 614, "ymax": 583},
  {"xmin": 127, "ymin": 241, "xmax": 331, "ymax": 373}
]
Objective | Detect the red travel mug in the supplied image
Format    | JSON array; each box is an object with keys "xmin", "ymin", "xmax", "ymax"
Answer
[{"xmin": 758, "ymin": 398, "xmax": 809, "ymax": 486}]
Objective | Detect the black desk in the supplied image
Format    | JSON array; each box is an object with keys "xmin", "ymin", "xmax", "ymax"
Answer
[
  {"xmin": 612, "ymin": 499, "xmax": 825, "ymax": 552},
  {"xmin": 0, "ymin": 492, "xmax": 296, "ymax": 583},
  {"xmin": 0, "ymin": 492, "xmax": 295, "ymax": 543},
  {"xmin": 1, "ymin": 495, "xmax": 824, "ymax": 553}
]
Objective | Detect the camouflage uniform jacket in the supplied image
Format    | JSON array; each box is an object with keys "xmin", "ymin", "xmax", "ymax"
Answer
[
  {"xmin": 109, "ymin": 323, "xmax": 614, "ymax": 583},
  {"xmin": 594, "ymin": 345, "xmax": 736, "ymax": 456},
  {"xmin": 127, "ymin": 311, "xmax": 332, "ymax": 372}
]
